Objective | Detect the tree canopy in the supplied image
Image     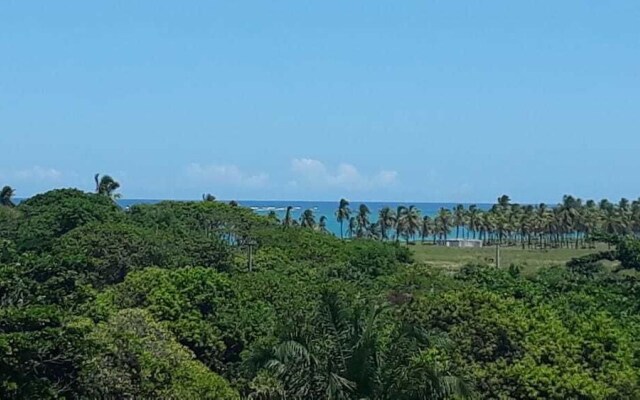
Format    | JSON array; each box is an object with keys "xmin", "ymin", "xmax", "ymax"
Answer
[{"xmin": 1, "ymin": 187, "xmax": 640, "ymax": 398}]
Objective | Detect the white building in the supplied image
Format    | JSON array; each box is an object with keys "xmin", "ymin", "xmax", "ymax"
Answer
[{"xmin": 438, "ymin": 239, "xmax": 483, "ymax": 248}]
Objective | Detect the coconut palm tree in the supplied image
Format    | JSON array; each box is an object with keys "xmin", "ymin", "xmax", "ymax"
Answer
[
  {"xmin": 421, "ymin": 216, "xmax": 434, "ymax": 244},
  {"xmin": 395, "ymin": 205, "xmax": 408, "ymax": 242},
  {"xmin": 335, "ymin": 198, "xmax": 351, "ymax": 239},
  {"xmin": 497, "ymin": 194, "xmax": 511, "ymax": 209},
  {"xmin": 247, "ymin": 293, "xmax": 469, "ymax": 400},
  {"xmin": 299, "ymin": 209, "xmax": 316, "ymax": 229},
  {"xmin": 378, "ymin": 206, "xmax": 396, "ymax": 241},
  {"xmin": 347, "ymin": 217, "xmax": 357, "ymax": 239},
  {"xmin": 479, "ymin": 210, "xmax": 496, "ymax": 243},
  {"xmin": 202, "ymin": 193, "xmax": 216, "ymax": 202},
  {"xmin": 282, "ymin": 206, "xmax": 294, "ymax": 227},
  {"xmin": 453, "ymin": 204, "xmax": 466, "ymax": 239},
  {"xmin": 266, "ymin": 210, "xmax": 280, "ymax": 224},
  {"xmin": 519, "ymin": 205, "xmax": 535, "ymax": 249},
  {"xmin": 356, "ymin": 204, "xmax": 371, "ymax": 238},
  {"xmin": 466, "ymin": 205, "xmax": 481, "ymax": 239},
  {"xmin": 398, "ymin": 205, "xmax": 421, "ymax": 244},
  {"xmin": 94, "ymin": 173, "xmax": 121, "ymax": 199},
  {"xmin": 0, "ymin": 186, "xmax": 16, "ymax": 207},
  {"xmin": 318, "ymin": 215, "xmax": 329, "ymax": 233},
  {"xmin": 435, "ymin": 208, "xmax": 452, "ymax": 241},
  {"xmin": 369, "ymin": 220, "xmax": 383, "ymax": 240}
]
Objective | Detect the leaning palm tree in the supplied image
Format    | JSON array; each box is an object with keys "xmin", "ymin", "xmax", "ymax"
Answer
[
  {"xmin": 94, "ymin": 173, "xmax": 121, "ymax": 199},
  {"xmin": 347, "ymin": 216, "xmax": 357, "ymax": 239},
  {"xmin": 317, "ymin": 216, "xmax": 329, "ymax": 233},
  {"xmin": 0, "ymin": 186, "xmax": 16, "ymax": 207},
  {"xmin": 202, "ymin": 193, "xmax": 216, "ymax": 202},
  {"xmin": 335, "ymin": 198, "xmax": 351, "ymax": 239},
  {"xmin": 378, "ymin": 206, "xmax": 396, "ymax": 241},
  {"xmin": 282, "ymin": 206, "xmax": 294, "ymax": 227},
  {"xmin": 266, "ymin": 210, "xmax": 280, "ymax": 224},
  {"xmin": 299, "ymin": 209, "xmax": 316, "ymax": 229},
  {"xmin": 356, "ymin": 204, "xmax": 371, "ymax": 238},
  {"xmin": 395, "ymin": 205, "xmax": 408, "ymax": 242}
]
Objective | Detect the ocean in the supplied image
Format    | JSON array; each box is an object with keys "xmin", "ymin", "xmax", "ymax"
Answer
[{"xmin": 118, "ymin": 199, "xmax": 493, "ymax": 238}]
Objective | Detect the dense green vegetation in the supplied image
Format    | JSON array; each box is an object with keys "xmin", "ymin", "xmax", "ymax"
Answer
[{"xmin": 2, "ymin": 184, "xmax": 640, "ymax": 399}]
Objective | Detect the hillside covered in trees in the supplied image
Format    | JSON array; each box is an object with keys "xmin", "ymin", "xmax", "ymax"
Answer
[{"xmin": 1, "ymin": 188, "xmax": 640, "ymax": 399}]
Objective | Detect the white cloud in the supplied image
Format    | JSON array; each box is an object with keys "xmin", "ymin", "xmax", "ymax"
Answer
[
  {"xmin": 291, "ymin": 158, "xmax": 397, "ymax": 190},
  {"xmin": 186, "ymin": 163, "xmax": 269, "ymax": 188},
  {"xmin": 0, "ymin": 166, "xmax": 63, "ymax": 181}
]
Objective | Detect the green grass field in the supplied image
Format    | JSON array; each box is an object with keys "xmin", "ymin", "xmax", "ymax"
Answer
[{"xmin": 410, "ymin": 242, "xmax": 608, "ymax": 274}]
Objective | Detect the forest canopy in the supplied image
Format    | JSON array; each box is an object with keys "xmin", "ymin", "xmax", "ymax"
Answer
[{"xmin": 1, "ymin": 187, "xmax": 640, "ymax": 399}]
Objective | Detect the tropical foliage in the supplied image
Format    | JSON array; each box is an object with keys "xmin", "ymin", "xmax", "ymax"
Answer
[
  {"xmin": 309, "ymin": 195, "xmax": 640, "ymax": 248},
  {"xmin": 1, "ymin": 185, "xmax": 640, "ymax": 398}
]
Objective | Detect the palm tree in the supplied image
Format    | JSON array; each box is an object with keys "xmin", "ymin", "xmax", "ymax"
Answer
[
  {"xmin": 266, "ymin": 210, "xmax": 280, "ymax": 224},
  {"xmin": 378, "ymin": 206, "xmax": 396, "ymax": 241},
  {"xmin": 247, "ymin": 293, "xmax": 380, "ymax": 399},
  {"xmin": 356, "ymin": 204, "xmax": 371, "ymax": 238},
  {"xmin": 435, "ymin": 208, "xmax": 452, "ymax": 241},
  {"xmin": 94, "ymin": 173, "xmax": 121, "ymax": 199},
  {"xmin": 335, "ymin": 198, "xmax": 351, "ymax": 240},
  {"xmin": 0, "ymin": 186, "xmax": 16, "ymax": 207},
  {"xmin": 467, "ymin": 205, "xmax": 481, "ymax": 239},
  {"xmin": 282, "ymin": 206, "xmax": 294, "ymax": 227},
  {"xmin": 497, "ymin": 194, "xmax": 511, "ymax": 209},
  {"xmin": 453, "ymin": 204, "xmax": 466, "ymax": 239},
  {"xmin": 395, "ymin": 205, "xmax": 408, "ymax": 242},
  {"xmin": 347, "ymin": 217, "xmax": 357, "ymax": 239},
  {"xmin": 318, "ymin": 216, "xmax": 329, "ymax": 233},
  {"xmin": 398, "ymin": 205, "xmax": 421, "ymax": 244},
  {"xmin": 519, "ymin": 205, "xmax": 535, "ymax": 249},
  {"xmin": 300, "ymin": 209, "xmax": 316, "ymax": 229},
  {"xmin": 369, "ymin": 220, "xmax": 383, "ymax": 240},
  {"xmin": 247, "ymin": 292, "xmax": 469, "ymax": 400},
  {"xmin": 202, "ymin": 193, "xmax": 216, "ymax": 202},
  {"xmin": 421, "ymin": 216, "xmax": 434, "ymax": 244}
]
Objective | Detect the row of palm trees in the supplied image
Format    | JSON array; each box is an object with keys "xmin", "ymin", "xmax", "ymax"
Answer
[
  {"xmin": 5, "ymin": 178, "xmax": 640, "ymax": 249},
  {"xmin": 277, "ymin": 206, "xmax": 330, "ymax": 233},
  {"xmin": 281, "ymin": 195, "xmax": 640, "ymax": 249}
]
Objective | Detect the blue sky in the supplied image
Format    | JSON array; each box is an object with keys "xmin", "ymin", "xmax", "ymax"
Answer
[{"xmin": 1, "ymin": 1, "xmax": 639, "ymax": 203}]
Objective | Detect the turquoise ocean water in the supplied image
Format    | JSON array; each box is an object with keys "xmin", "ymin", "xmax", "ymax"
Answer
[{"xmin": 119, "ymin": 199, "xmax": 492, "ymax": 238}]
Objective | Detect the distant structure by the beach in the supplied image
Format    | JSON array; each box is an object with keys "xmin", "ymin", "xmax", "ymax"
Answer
[{"xmin": 438, "ymin": 239, "xmax": 483, "ymax": 248}]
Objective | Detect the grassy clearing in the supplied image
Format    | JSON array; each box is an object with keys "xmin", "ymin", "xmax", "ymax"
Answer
[{"xmin": 410, "ymin": 242, "xmax": 609, "ymax": 275}]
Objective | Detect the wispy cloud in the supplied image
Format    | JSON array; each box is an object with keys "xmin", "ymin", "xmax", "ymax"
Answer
[
  {"xmin": 0, "ymin": 166, "xmax": 63, "ymax": 182},
  {"xmin": 186, "ymin": 163, "xmax": 269, "ymax": 188},
  {"xmin": 290, "ymin": 158, "xmax": 397, "ymax": 190}
]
